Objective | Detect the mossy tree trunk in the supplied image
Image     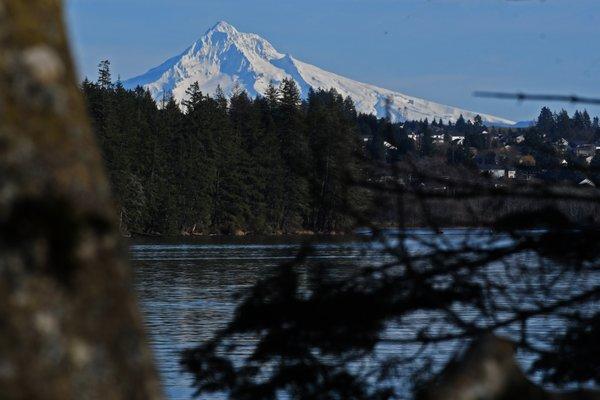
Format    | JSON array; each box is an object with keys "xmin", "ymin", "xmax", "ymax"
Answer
[
  {"xmin": 419, "ymin": 336, "xmax": 600, "ymax": 400},
  {"xmin": 0, "ymin": 1, "xmax": 163, "ymax": 399}
]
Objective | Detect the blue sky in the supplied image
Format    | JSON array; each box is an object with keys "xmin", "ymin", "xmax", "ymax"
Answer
[{"xmin": 65, "ymin": 0, "xmax": 600, "ymax": 122}]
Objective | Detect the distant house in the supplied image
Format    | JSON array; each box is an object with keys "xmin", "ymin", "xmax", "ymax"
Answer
[
  {"xmin": 483, "ymin": 167, "xmax": 506, "ymax": 179},
  {"xmin": 430, "ymin": 134, "xmax": 444, "ymax": 144},
  {"xmin": 451, "ymin": 135, "xmax": 465, "ymax": 145},
  {"xmin": 383, "ymin": 141, "xmax": 397, "ymax": 150},
  {"xmin": 554, "ymin": 138, "xmax": 569, "ymax": 153},
  {"xmin": 361, "ymin": 135, "xmax": 373, "ymax": 143},
  {"xmin": 576, "ymin": 144, "xmax": 596, "ymax": 158},
  {"xmin": 479, "ymin": 165, "xmax": 516, "ymax": 179},
  {"xmin": 516, "ymin": 170, "xmax": 536, "ymax": 182},
  {"xmin": 515, "ymin": 135, "xmax": 525, "ymax": 144}
]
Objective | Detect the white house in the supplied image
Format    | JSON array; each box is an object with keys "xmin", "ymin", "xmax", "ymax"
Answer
[
  {"xmin": 515, "ymin": 135, "xmax": 525, "ymax": 144},
  {"xmin": 451, "ymin": 135, "xmax": 465, "ymax": 145}
]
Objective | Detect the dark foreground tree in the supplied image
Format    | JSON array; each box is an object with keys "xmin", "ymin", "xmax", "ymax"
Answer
[{"xmin": 0, "ymin": 1, "xmax": 162, "ymax": 398}]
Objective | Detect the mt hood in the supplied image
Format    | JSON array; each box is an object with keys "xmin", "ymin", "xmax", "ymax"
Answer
[{"xmin": 125, "ymin": 21, "xmax": 514, "ymax": 125}]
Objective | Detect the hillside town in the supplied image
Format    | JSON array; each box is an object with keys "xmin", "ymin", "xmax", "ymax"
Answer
[{"xmin": 360, "ymin": 107, "xmax": 600, "ymax": 188}]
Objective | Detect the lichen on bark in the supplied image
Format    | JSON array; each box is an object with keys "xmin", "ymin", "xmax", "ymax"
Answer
[{"xmin": 0, "ymin": 1, "xmax": 163, "ymax": 399}]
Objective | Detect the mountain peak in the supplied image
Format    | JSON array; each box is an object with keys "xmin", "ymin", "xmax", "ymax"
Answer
[
  {"xmin": 208, "ymin": 20, "xmax": 238, "ymax": 34},
  {"xmin": 125, "ymin": 22, "xmax": 515, "ymax": 125}
]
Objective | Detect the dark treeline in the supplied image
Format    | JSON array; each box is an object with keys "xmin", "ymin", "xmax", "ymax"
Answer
[
  {"xmin": 83, "ymin": 61, "xmax": 600, "ymax": 235},
  {"xmin": 82, "ymin": 61, "xmax": 363, "ymax": 235}
]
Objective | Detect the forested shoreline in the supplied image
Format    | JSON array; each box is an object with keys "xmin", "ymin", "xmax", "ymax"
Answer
[
  {"xmin": 83, "ymin": 62, "xmax": 364, "ymax": 235},
  {"xmin": 83, "ymin": 62, "xmax": 600, "ymax": 236}
]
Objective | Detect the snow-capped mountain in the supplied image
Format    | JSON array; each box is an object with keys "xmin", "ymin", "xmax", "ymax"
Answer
[{"xmin": 125, "ymin": 21, "xmax": 514, "ymax": 125}]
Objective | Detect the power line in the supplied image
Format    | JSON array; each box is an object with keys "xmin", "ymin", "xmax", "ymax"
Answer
[{"xmin": 473, "ymin": 91, "xmax": 600, "ymax": 105}]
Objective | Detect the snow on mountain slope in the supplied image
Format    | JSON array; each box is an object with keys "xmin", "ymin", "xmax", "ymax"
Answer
[{"xmin": 124, "ymin": 21, "xmax": 514, "ymax": 125}]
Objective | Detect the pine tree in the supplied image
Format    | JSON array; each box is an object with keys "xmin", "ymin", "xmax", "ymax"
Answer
[
  {"xmin": 229, "ymin": 90, "xmax": 269, "ymax": 232},
  {"xmin": 419, "ymin": 119, "xmax": 434, "ymax": 157},
  {"xmin": 306, "ymin": 89, "xmax": 362, "ymax": 232},
  {"xmin": 555, "ymin": 110, "xmax": 572, "ymax": 140},
  {"xmin": 149, "ymin": 97, "xmax": 184, "ymax": 234},
  {"xmin": 97, "ymin": 60, "xmax": 113, "ymax": 90},
  {"xmin": 256, "ymin": 95, "xmax": 286, "ymax": 232},
  {"xmin": 537, "ymin": 107, "xmax": 556, "ymax": 135},
  {"xmin": 455, "ymin": 114, "xmax": 467, "ymax": 133},
  {"xmin": 210, "ymin": 86, "xmax": 249, "ymax": 233},
  {"xmin": 369, "ymin": 124, "xmax": 387, "ymax": 162},
  {"xmin": 182, "ymin": 82, "xmax": 203, "ymax": 113},
  {"xmin": 275, "ymin": 78, "xmax": 310, "ymax": 232},
  {"xmin": 583, "ymin": 110, "xmax": 592, "ymax": 130},
  {"xmin": 573, "ymin": 110, "xmax": 585, "ymax": 131},
  {"xmin": 264, "ymin": 82, "xmax": 279, "ymax": 107},
  {"xmin": 179, "ymin": 82, "xmax": 216, "ymax": 233}
]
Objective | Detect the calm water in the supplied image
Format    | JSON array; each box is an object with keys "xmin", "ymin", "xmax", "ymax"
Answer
[
  {"xmin": 130, "ymin": 231, "xmax": 594, "ymax": 399},
  {"xmin": 131, "ymin": 235, "xmax": 382, "ymax": 399}
]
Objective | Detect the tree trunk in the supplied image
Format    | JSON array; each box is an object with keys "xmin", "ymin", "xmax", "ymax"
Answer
[
  {"xmin": 0, "ymin": 1, "xmax": 163, "ymax": 399},
  {"xmin": 419, "ymin": 335, "xmax": 600, "ymax": 400}
]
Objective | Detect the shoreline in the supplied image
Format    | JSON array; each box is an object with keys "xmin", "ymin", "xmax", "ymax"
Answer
[{"xmin": 123, "ymin": 226, "xmax": 493, "ymax": 241}]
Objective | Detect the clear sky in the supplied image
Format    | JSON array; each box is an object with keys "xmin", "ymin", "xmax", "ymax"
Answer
[{"xmin": 65, "ymin": 0, "xmax": 600, "ymax": 122}]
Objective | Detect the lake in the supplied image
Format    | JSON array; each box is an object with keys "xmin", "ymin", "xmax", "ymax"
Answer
[
  {"xmin": 131, "ymin": 235, "xmax": 381, "ymax": 399},
  {"xmin": 130, "ymin": 230, "xmax": 593, "ymax": 399}
]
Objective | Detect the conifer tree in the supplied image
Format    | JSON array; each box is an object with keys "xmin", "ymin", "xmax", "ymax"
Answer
[
  {"xmin": 146, "ymin": 96, "xmax": 182, "ymax": 234},
  {"xmin": 306, "ymin": 89, "xmax": 361, "ymax": 231},
  {"xmin": 276, "ymin": 78, "xmax": 310, "ymax": 231},
  {"xmin": 455, "ymin": 114, "xmax": 467, "ymax": 133},
  {"xmin": 179, "ymin": 82, "xmax": 216, "ymax": 233},
  {"xmin": 98, "ymin": 60, "xmax": 113, "ymax": 90},
  {"xmin": 555, "ymin": 109, "xmax": 572, "ymax": 139},
  {"xmin": 537, "ymin": 106, "xmax": 556, "ymax": 138},
  {"xmin": 210, "ymin": 86, "xmax": 248, "ymax": 233},
  {"xmin": 419, "ymin": 119, "xmax": 435, "ymax": 157},
  {"xmin": 229, "ymin": 90, "xmax": 268, "ymax": 232},
  {"xmin": 256, "ymin": 95, "xmax": 286, "ymax": 232}
]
